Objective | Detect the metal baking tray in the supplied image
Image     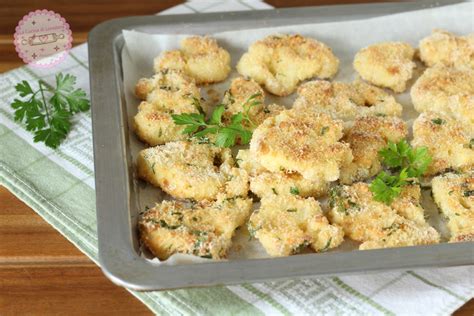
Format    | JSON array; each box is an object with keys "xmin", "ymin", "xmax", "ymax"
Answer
[{"xmin": 89, "ymin": 0, "xmax": 473, "ymax": 291}]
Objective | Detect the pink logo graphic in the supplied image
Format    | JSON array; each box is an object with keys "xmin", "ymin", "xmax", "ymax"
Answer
[{"xmin": 14, "ymin": 10, "xmax": 72, "ymax": 68}]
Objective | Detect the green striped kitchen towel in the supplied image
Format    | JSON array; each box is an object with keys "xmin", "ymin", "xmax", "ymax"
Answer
[{"xmin": 0, "ymin": 1, "xmax": 472, "ymax": 315}]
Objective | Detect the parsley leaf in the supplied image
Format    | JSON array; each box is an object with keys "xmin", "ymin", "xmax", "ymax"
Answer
[
  {"xmin": 172, "ymin": 96, "xmax": 255, "ymax": 148},
  {"xmin": 64, "ymin": 88, "xmax": 90, "ymax": 113},
  {"xmin": 49, "ymin": 73, "xmax": 90, "ymax": 113},
  {"xmin": 215, "ymin": 128, "xmax": 238, "ymax": 147},
  {"xmin": 290, "ymin": 187, "xmax": 300, "ymax": 195},
  {"xmin": 10, "ymin": 73, "xmax": 90, "ymax": 149},
  {"xmin": 320, "ymin": 126, "xmax": 329, "ymax": 135},
  {"xmin": 15, "ymin": 80, "xmax": 34, "ymax": 97},
  {"xmin": 431, "ymin": 118, "xmax": 445, "ymax": 125},
  {"xmin": 33, "ymin": 126, "xmax": 67, "ymax": 149},
  {"xmin": 379, "ymin": 139, "xmax": 431, "ymax": 177},
  {"xmin": 371, "ymin": 140, "xmax": 431, "ymax": 205},
  {"xmin": 464, "ymin": 190, "xmax": 474, "ymax": 197},
  {"xmin": 405, "ymin": 146, "xmax": 432, "ymax": 177},
  {"xmin": 159, "ymin": 220, "xmax": 181, "ymax": 230},
  {"xmin": 171, "ymin": 112, "xmax": 206, "ymax": 126},
  {"xmin": 241, "ymin": 92, "xmax": 263, "ymax": 128},
  {"xmin": 320, "ymin": 237, "xmax": 332, "ymax": 252},
  {"xmin": 467, "ymin": 139, "xmax": 474, "ymax": 149},
  {"xmin": 209, "ymin": 104, "xmax": 226, "ymax": 125},
  {"xmin": 379, "ymin": 140, "xmax": 408, "ymax": 168},
  {"xmin": 369, "ymin": 169, "xmax": 408, "ymax": 204}
]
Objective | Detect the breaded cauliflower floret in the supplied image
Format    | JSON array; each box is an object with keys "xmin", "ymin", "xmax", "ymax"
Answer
[
  {"xmin": 236, "ymin": 149, "xmax": 267, "ymax": 176},
  {"xmin": 237, "ymin": 34, "xmax": 339, "ymax": 96},
  {"xmin": 340, "ymin": 116, "xmax": 408, "ymax": 184},
  {"xmin": 419, "ymin": 29, "xmax": 474, "ymax": 69},
  {"xmin": 250, "ymin": 109, "xmax": 352, "ymax": 182},
  {"xmin": 293, "ymin": 79, "xmax": 403, "ymax": 122},
  {"xmin": 328, "ymin": 183, "xmax": 439, "ymax": 250},
  {"xmin": 353, "ymin": 42, "xmax": 416, "ymax": 93},
  {"xmin": 432, "ymin": 172, "xmax": 474, "ymax": 243},
  {"xmin": 251, "ymin": 172, "xmax": 328, "ymax": 199},
  {"xmin": 390, "ymin": 185, "xmax": 429, "ymax": 226},
  {"xmin": 412, "ymin": 112, "xmax": 474, "ymax": 175},
  {"xmin": 134, "ymin": 101, "xmax": 188, "ymax": 146},
  {"xmin": 446, "ymin": 94, "xmax": 474, "ymax": 135},
  {"xmin": 154, "ymin": 36, "xmax": 231, "ymax": 84},
  {"xmin": 248, "ymin": 194, "xmax": 344, "ymax": 257},
  {"xmin": 135, "ymin": 70, "xmax": 200, "ymax": 110},
  {"xmin": 236, "ymin": 149, "xmax": 328, "ymax": 198},
  {"xmin": 133, "ymin": 70, "xmax": 202, "ymax": 146},
  {"xmin": 139, "ymin": 195, "xmax": 252, "ymax": 260},
  {"xmin": 221, "ymin": 77, "xmax": 285, "ymax": 129},
  {"xmin": 411, "ymin": 66, "xmax": 474, "ymax": 132},
  {"xmin": 137, "ymin": 141, "xmax": 249, "ymax": 200}
]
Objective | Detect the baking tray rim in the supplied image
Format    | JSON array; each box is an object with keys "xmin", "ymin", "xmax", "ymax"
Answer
[{"xmin": 88, "ymin": 1, "xmax": 474, "ymax": 291}]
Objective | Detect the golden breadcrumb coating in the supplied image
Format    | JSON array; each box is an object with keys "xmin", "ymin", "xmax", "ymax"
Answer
[
  {"xmin": 133, "ymin": 70, "xmax": 202, "ymax": 146},
  {"xmin": 134, "ymin": 101, "xmax": 188, "ymax": 146},
  {"xmin": 432, "ymin": 172, "xmax": 474, "ymax": 243},
  {"xmin": 248, "ymin": 194, "xmax": 344, "ymax": 257},
  {"xmin": 154, "ymin": 36, "xmax": 231, "ymax": 84},
  {"xmin": 390, "ymin": 185, "xmax": 428, "ymax": 226},
  {"xmin": 293, "ymin": 79, "xmax": 403, "ymax": 122},
  {"xmin": 139, "ymin": 195, "xmax": 252, "ymax": 260},
  {"xmin": 236, "ymin": 34, "xmax": 339, "ymax": 96},
  {"xmin": 236, "ymin": 149, "xmax": 328, "ymax": 198},
  {"xmin": 236, "ymin": 149, "xmax": 267, "ymax": 176},
  {"xmin": 411, "ymin": 66, "xmax": 474, "ymax": 133},
  {"xmin": 250, "ymin": 109, "xmax": 352, "ymax": 182},
  {"xmin": 411, "ymin": 112, "xmax": 474, "ymax": 175},
  {"xmin": 446, "ymin": 94, "xmax": 474, "ymax": 135},
  {"xmin": 251, "ymin": 172, "xmax": 328, "ymax": 199},
  {"xmin": 135, "ymin": 70, "xmax": 200, "ymax": 110},
  {"xmin": 221, "ymin": 77, "xmax": 285, "ymax": 129},
  {"xmin": 419, "ymin": 29, "xmax": 474, "ymax": 69},
  {"xmin": 353, "ymin": 42, "xmax": 416, "ymax": 93},
  {"xmin": 328, "ymin": 183, "xmax": 439, "ymax": 250},
  {"xmin": 137, "ymin": 141, "xmax": 249, "ymax": 201},
  {"xmin": 340, "ymin": 116, "xmax": 408, "ymax": 184}
]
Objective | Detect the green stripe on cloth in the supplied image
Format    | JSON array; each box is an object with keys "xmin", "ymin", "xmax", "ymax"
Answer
[
  {"xmin": 162, "ymin": 286, "xmax": 264, "ymax": 316},
  {"xmin": 407, "ymin": 271, "xmax": 468, "ymax": 301},
  {"xmin": 183, "ymin": 3, "xmax": 200, "ymax": 13},
  {"xmin": 0, "ymin": 107, "xmax": 14, "ymax": 123},
  {"xmin": 241, "ymin": 284, "xmax": 292, "ymax": 315},
  {"xmin": 0, "ymin": 123, "xmax": 10, "ymax": 136},
  {"xmin": 331, "ymin": 277, "xmax": 395, "ymax": 316},
  {"xmin": 370, "ymin": 272, "xmax": 407, "ymax": 297},
  {"xmin": 237, "ymin": 0, "xmax": 257, "ymax": 10},
  {"xmin": 69, "ymin": 52, "xmax": 89, "ymax": 70},
  {"xmin": 55, "ymin": 150, "xmax": 94, "ymax": 176}
]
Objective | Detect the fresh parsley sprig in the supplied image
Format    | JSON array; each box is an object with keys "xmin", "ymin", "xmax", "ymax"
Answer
[
  {"xmin": 10, "ymin": 73, "xmax": 90, "ymax": 149},
  {"xmin": 379, "ymin": 139, "xmax": 431, "ymax": 177},
  {"xmin": 370, "ymin": 140, "xmax": 431, "ymax": 204},
  {"xmin": 241, "ymin": 93, "xmax": 262, "ymax": 128},
  {"xmin": 172, "ymin": 95, "xmax": 260, "ymax": 148},
  {"xmin": 370, "ymin": 169, "xmax": 408, "ymax": 204}
]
